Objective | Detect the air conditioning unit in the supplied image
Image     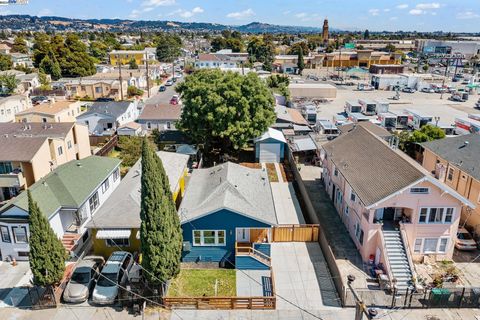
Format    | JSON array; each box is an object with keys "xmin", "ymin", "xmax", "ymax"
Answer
[{"xmin": 182, "ymin": 241, "xmax": 191, "ymax": 252}]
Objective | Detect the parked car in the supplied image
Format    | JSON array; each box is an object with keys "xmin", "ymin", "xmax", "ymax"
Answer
[
  {"xmin": 434, "ymin": 87, "xmax": 447, "ymax": 93},
  {"xmin": 165, "ymin": 79, "xmax": 174, "ymax": 86},
  {"xmin": 63, "ymin": 256, "xmax": 105, "ymax": 303},
  {"xmin": 92, "ymin": 251, "xmax": 134, "ymax": 305},
  {"xmin": 455, "ymin": 228, "xmax": 477, "ymax": 251},
  {"xmin": 96, "ymin": 97, "xmax": 114, "ymax": 102},
  {"xmin": 421, "ymin": 87, "xmax": 435, "ymax": 93},
  {"xmin": 170, "ymin": 94, "xmax": 180, "ymax": 105},
  {"xmin": 402, "ymin": 87, "xmax": 415, "ymax": 93},
  {"xmin": 306, "ymin": 75, "xmax": 319, "ymax": 81},
  {"xmin": 158, "ymin": 85, "xmax": 166, "ymax": 92},
  {"xmin": 31, "ymin": 96, "xmax": 49, "ymax": 105}
]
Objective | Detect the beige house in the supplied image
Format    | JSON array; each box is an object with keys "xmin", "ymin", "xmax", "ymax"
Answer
[
  {"xmin": 60, "ymin": 78, "xmax": 127, "ymax": 100},
  {"xmin": 0, "ymin": 95, "xmax": 32, "ymax": 123},
  {"xmin": 0, "ymin": 122, "xmax": 91, "ymax": 202},
  {"xmin": 15, "ymin": 100, "xmax": 84, "ymax": 123},
  {"xmin": 421, "ymin": 134, "xmax": 480, "ymax": 233}
]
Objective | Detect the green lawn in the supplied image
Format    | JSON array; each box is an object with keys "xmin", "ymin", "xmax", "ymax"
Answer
[{"xmin": 167, "ymin": 269, "xmax": 236, "ymax": 297}]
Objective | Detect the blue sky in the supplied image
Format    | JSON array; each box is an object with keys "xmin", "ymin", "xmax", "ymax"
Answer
[{"xmin": 1, "ymin": 0, "xmax": 479, "ymax": 32}]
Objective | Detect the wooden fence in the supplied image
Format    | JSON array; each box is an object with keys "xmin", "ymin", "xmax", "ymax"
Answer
[
  {"xmin": 272, "ymin": 224, "xmax": 319, "ymax": 242},
  {"xmin": 95, "ymin": 134, "xmax": 119, "ymax": 156},
  {"xmin": 163, "ymin": 296, "xmax": 276, "ymax": 310}
]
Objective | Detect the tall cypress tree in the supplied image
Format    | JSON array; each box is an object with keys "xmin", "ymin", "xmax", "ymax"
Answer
[
  {"xmin": 28, "ymin": 190, "xmax": 66, "ymax": 287},
  {"xmin": 297, "ymin": 47, "xmax": 305, "ymax": 75},
  {"xmin": 140, "ymin": 138, "xmax": 182, "ymax": 287}
]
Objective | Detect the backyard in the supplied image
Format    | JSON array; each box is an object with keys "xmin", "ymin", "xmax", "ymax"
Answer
[{"xmin": 167, "ymin": 269, "xmax": 236, "ymax": 297}]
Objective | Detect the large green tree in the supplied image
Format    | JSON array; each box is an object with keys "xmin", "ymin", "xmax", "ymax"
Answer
[
  {"xmin": 39, "ymin": 52, "xmax": 61, "ymax": 80},
  {"xmin": 155, "ymin": 34, "xmax": 182, "ymax": 63},
  {"xmin": 28, "ymin": 191, "xmax": 67, "ymax": 287},
  {"xmin": 177, "ymin": 69, "xmax": 276, "ymax": 153},
  {"xmin": 247, "ymin": 36, "xmax": 275, "ymax": 71},
  {"xmin": 397, "ymin": 124, "xmax": 445, "ymax": 156},
  {"xmin": 12, "ymin": 36, "xmax": 28, "ymax": 54},
  {"xmin": 140, "ymin": 139, "xmax": 182, "ymax": 287},
  {"xmin": 0, "ymin": 53, "xmax": 12, "ymax": 71},
  {"xmin": 0, "ymin": 73, "xmax": 20, "ymax": 95}
]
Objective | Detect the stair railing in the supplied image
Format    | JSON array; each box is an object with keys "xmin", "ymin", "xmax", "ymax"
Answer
[
  {"xmin": 399, "ymin": 222, "xmax": 417, "ymax": 288},
  {"xmin": 379, "ymin": 231, "xmax": 393, "ymax": 289}
]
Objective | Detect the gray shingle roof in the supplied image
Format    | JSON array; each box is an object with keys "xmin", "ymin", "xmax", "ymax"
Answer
[
  {"xmin": 338, "ymin": 121, "xmax": 392, "ymax": 139},
  {"xmin": 86, "ymin": 151, "xmax": 189, "ymax": 229},
  {"xmin": 322, "ymin": 125, "xmax": 425, "ymax": 206},
  {"xmin": 422, "ymin": 134, "xmax": 480, "ymax": 181},
  {"xmin": 79, "ymin": 101, "xmax": 132, "ymax": 120},
  {"xmin": 179, "ymin": 162, "xmax": 277, "ymax": 226}
]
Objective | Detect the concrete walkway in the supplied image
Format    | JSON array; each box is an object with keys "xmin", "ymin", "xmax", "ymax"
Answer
[
  {"xmin": 271, "ymin": 243, "xmax": 340, "ymax": 310},
  {"xmin": 236, "ymin": 270, "xmax": 271, "ymax": 297},
  {"xmin": 270, "ymin": 183, "xmax": 305, "ymax": 225},
  {"xmin": 0, "ymin": 261, "xmax": 32, "ymax": 308}
]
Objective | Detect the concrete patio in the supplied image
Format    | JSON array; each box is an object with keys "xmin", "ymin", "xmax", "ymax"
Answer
[{"xmin": 236, "ymin": 270, "xmax": 272, "ymax": 297}]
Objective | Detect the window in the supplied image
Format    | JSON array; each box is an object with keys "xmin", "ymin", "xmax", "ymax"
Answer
[
  {"xmin": 106, "ymin": 238, "xmax": 129, "ymax": 247},
  {"xmin": 42, "ymin": 117, "xmax": 47, "ymax": 123},
  {"xmin": 0, "ymin": 162, "xmax": 13, "ymax": 174},
  {"xmin": 89, "ymin": 192, "xmax": 99, "ymax": 212},
  {"xmin": 12, "ymin": 226, "xmax": 27, "ymax": 243},
  {"xmin": 1, "ymin": 225, "xmax": 11, "ymax": 243},
  {"xmin": 350, "ymin": 191, "xmax": 356, "ymax": 202},
  {"xmin": 85, "ymin": 120, "xmax": 89, "ymax": 126},
  {"xmin": 344, "ymin": 206, "xmax": 349, "ymax": 216},
  {"xmin": 192, "ymin": 230, "xmax": 226, "ymax": 246},
  {"xmin": 95, "ymin": 87, "xmax": 102, "ymax": 93},
  {"xmin": 58, "ymin": 146, "xmax": 63, "ymax": 156},
  {"xmin": 166, "ymin": 122, "xmax": 171, "ymax": 129},
  {"xmin": 113, "ymin": 168, "xmax": 120, "ymax": 182},
  {"xmin": 101, "ymin": 179, "xmax": 110, "ymax": 193},
  {"xmin": 438, "ymin": 238, "xmax": 448, "ymax": 253},
  {"xmin": 414, "ymin": 239, "xmax": 422, "ymax": 253},
  {"xmin": 423, "ymin": 238, "xmax": 438, "ymax": 253},
  {"xmin": 418, "ymin": 207, "xmax": 454, "ymax": 224},
  {"xmin": 334, "ymin": 168, "xmax": 338, "ymax": 176},
  {"xmin": 67, "ymin": 140, "xmax": 72, "ymax": 149},
  {"xmin": 18, "ymin": 251, "xmax": 29, "ymax": 257},
  {"xmin": 410, "ymin": 187, "xmax": 429, "ymax": 194},
  {"xmin": 354, "ymin": 223, "xmax": 364, "ymax": 245},
  {"xmin": 447, "ymin": 168, "xmax": 454, "ymax": 181},
  {"xmin": 147, "ymin": 122, "xmax": 151, "ymax": 129},
  {"xmin": 81, "ymin": 86, "xmax": 86, "ymax": 91}
]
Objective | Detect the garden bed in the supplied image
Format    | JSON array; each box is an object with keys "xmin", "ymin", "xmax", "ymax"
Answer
[
  {"xmin": 167, "ymin": 269, "xmax": 236, "ymax": 297},
  {"xmin": 265, "ymin": 163, "xmax": 278, "ymax": 182}
]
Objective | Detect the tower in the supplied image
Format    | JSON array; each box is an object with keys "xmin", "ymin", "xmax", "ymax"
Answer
[{"xmin": 322, "ymin": 18, "xmax": 329, "ymax": 42}]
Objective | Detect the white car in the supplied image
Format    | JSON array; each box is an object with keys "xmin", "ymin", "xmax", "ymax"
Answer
[
  {"xmin": 92, "ymin": 251, "xmax": 133, "ymax": 305},
  {"xmin": 455, "ymin": 228, "xmax": 477, "ymax": 251},
  {"xmin": 165, "ymin": 79, "xmax": 174, "ymax": 86},
  {"xmin": 421, "ymin": 87, "xmax": 435, "ymax": 93}
]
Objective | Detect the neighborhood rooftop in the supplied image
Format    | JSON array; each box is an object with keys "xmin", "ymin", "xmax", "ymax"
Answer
[
  {"xmin": 138, "ymin": 103, "xmax": 182, "ymax": 121},
  {"xmin": 179, "ymin": 162, "xmax": 277, "ymax": 225},
  {"xmin": 422, "ymin": 134, "xmax": 480, "ymax": 181},
  {"xmin": 80, "ymin": 101, "xmax": 132, "ymax": 119},
  {"xmin": 86, "ymin": 151, "xmax": 189, "ymax": 229},
  {"xmin": 0, "ymin": 156, "xmax": 121, "ymax": 219}
]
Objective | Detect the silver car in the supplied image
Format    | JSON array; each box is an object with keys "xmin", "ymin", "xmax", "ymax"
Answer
[
  {"xmin": 63, "ymin": 256, "xmax": 104, "ymax": 303},
  {"xmin": 92, "ymin": 251, "xmax": 134, "ymax": 305}
]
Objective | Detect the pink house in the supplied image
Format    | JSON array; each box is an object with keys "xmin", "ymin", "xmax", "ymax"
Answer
[{"xmin": 321, "ymin": 125, "xmax": 474, "ymax": 290}]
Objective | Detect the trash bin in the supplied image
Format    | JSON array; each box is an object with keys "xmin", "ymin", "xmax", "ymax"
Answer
[
  {"xmin": 430, "ymin": 288, "xmax": 451, "ymax": 306},
  {"xmin": 470, "ymin": 288, "xmax": 480, "ymax": 306}
]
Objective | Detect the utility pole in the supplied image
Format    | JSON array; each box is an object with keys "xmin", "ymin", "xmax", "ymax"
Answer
[
  {"xmin": 347, "ymin": 275, "xmax": 378, "ymax": 320},
  {"xmin": 145, "ymin": 52, "xmax": 150, "ymax": 98},
  {"xmin": 118, "ymin": 60, "xmax": 124, "ymax": 101},
  {"xmin": 338, "ymin": 45, "xmax": 342, "ymax": 79},
  {"xmin": 440, "ymin": 57, "xmax": 450, "ymax": 100}
]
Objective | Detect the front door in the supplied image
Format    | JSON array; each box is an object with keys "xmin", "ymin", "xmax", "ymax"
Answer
[{"xmin": 236, "ymin": 228, "xmax": 250, "ymax": 243}]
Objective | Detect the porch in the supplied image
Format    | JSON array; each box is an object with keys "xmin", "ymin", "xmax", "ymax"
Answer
[
  {"xmin": 58, "ymin": 208, "xmax": 89, "ymax": 253},
  {"xmin": 373, "ymin": 207, "xmax": 413, "ymax": 230}
]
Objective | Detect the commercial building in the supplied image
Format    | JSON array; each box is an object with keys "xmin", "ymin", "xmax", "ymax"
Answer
[{"xmin": 418, "ymin": 39, "xmax": 480, "ymax": 59}]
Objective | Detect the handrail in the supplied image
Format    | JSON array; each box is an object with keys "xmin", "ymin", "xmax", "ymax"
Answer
[
  {"xmin": 379, "ymin": 231, "xmax": 393, "ymax": 288},
  {"xmin": 399, "ymin": 222, "xmax": 417, "ymax": 285},
  {"xmin": 235, "ymin": 242, "xmax": 271, "ymax": 265}
]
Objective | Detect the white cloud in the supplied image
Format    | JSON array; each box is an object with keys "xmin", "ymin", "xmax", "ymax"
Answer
[
  {"xmin": 409, "ymin": 9, "xmax": 425, "ymax": 15},
  {"xmin": 295, "ymin": 12, "xmax": 308, "ymax": 18},
  {"xmin": 369, "ymin": 9, "xmax": 380, "ymax": 16},
  {"xmin": 38, "ymin": 8, "xmax": 53, "ymax": 16},
  {"xmin": 457, "ymin": 10, "xmax": 480, "ymax": 19},
  {"xmin": 416, "ymin": 3, "xmax": 441, "ymax": 10},
  {"xmin": 129, "ymin": 9, "xmax": 140, "ymax": 18},
  {"xmin": 226, "ymin": 8, "xmax": 255, "ymax": 20},
  {"xmin": 192, "ymin": 7, "xmax": 203, "ymax": 14},
  {"xmin": 141, "ymin": 0, "xmax": 176, "ymax": 7},
  {"xmin": 168, "ymin": 6, "xmax": 204, "ymax": 19},
  {"xmin": 143, "ymin": 7, "xmax": 154, "ymax": 12},
  {"xmin": 396, "ymin": 4, "xmax": 409, "ymax": 9}
]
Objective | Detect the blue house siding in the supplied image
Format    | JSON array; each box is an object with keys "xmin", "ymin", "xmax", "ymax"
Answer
[
  {"xmin": 253, "ymin": 243, "xmax": 271, "ymax": 257},
  {"xmin": 236, "ymin": 256, "xmax": 270, "ymax": 270},
  {"xmin": 255, "ymin": 138, "xmax": 285, "ymax": 161},
  {"xmin": 181, "ymin": 209, "xmax": 271, "ymax": 264}
]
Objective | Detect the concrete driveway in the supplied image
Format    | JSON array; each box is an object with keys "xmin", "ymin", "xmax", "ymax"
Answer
[
  {"xmin": 271, "ymin": 242, "xmax": 340, "ymax": 310},
  {"xmin": 270, "ymin": 182, "xmax": 305, "ymax": 225},
  {"xmin": 0, "ymin": 261, "xmax": 31, "ymax": 308}
]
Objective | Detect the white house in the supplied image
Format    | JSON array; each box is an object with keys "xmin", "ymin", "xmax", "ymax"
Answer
[
  {"xmin": 0, "ymin": 95, "xmax": 32, "ymax": 123},
  {"xmin": 0, "ymin": 156, "xmax": 121, "ymax": 260},
  {"xmin": 76, "ymin": 101, "xmax": 140, "ymax": 135},
  {"xmin": 194, "ymin": 49, "xmax": 248, "ymax": 70}
]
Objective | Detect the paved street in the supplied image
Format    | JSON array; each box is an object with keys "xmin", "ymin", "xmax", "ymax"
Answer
[{"xmin": 144, "ymin": 79, "xmax": 182, "ymax": 106}]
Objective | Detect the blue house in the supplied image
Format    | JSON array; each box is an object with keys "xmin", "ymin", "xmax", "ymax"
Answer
[
  {"xmin": 179, "ymin": 162, "xmax": 277, "ymax": 270},
  {"xmin": 254, "ymin": 128, "xmax": 287, "ymax": 163}
]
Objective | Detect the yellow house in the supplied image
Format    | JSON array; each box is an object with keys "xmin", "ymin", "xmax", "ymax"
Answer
[
  {"xmin": 0, "ymin": 122, "xmax": 91, "ymax": 202},
  {"xmin": 421, "ymin": 134, "xmax": 480, "ymax": 233},
  {"xmin": 109, "ymin": 48, "xmax": 156, "ymax": 66},
  {"xmin": 61, "ymin": 79, "xmax": 127, "ymax": 101},
  {"xmin": 86, "ymin": 151, "xmax": 190, "ymax": 257},
  {"xmin": 15, "ymin": 100, "xmax": 84, "ymax": 123}
]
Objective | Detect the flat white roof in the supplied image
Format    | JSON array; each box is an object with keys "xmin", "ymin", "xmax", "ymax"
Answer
[{"xmin": 289, "ymin": 83, "xmax": 336, "ymax": 89}]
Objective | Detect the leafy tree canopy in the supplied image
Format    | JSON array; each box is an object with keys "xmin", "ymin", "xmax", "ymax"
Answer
[
  {"xmin": 156, "ymin": 33, "xmax": 182, "ymax": 63},
  {"xmin": 12, "ymin": 36, "xmax": 28, "ymax": 54},
  {"xmin": 176, "ymin": 69, "xmax": 276, "ymax": 153},
  {"xmin": 0, "ymin": 53, "xmax": 12, "ymax": 71}
]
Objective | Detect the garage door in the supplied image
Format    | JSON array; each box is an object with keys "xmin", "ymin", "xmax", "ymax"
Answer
[{"xmin": 259, "ymin": 143, "xmax": 280, "ymax": 163}]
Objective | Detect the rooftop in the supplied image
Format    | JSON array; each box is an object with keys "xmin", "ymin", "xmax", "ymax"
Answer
[
  {"xmin": 179, "ymin": 162, "xmax": 277, "ymax": 226},
  {"xmin": 275, "ymin": 105, "xmax": 309, "ymax": 126},
  {"xmin": 0, "ymin": 156, "xmax": 121, "ymax": 219},
  {"xmin": 0, "ymin": 122, "xmax": 75, "ymax": 138},
  {"xmin": 87, "ymin": 151, "xmax": 189, "ymax": 228},
  {"xmin": 16, "ymin": 101, "xmax": 78, "ymax": 116},
  {"xmin": 422, "ymin": 134, "xmax": 480, "ymax": 181},
  {"xmin": 338, "ymin": 122, "xmax": 392, "ymax": 139},
  {"xmin": 78, "ymin": 101, "xmax": 132, "ymax": 120},
  {"xmin": 138, "ymin": 103, "xmax": 182, "ymax": 121}
]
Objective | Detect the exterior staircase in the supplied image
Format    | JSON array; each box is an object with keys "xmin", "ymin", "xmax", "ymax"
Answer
[
  {"xmin": 62, "ymin": 233, "xmax": 81, "ymax": 252},
  {"xmin": 383, "ymin": 229, "xmax": 413, "ymax": 292}
]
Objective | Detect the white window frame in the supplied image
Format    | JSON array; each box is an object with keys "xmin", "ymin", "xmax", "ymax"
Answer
[
  {"xmin": 113, "ymin": 168, "xmax": 120, "ymax": 182},
  {"xmin": 418, "ymin": 207, "xmax": 454, "ymax": 224},
  {"xmin": 89, "ymin": 191, "xmax": 100, "ymax": 213},
  {"xmin": 414, "ymin": 238, "xmax": 422, "ymax": 253},
  {"xmin": 57, "ymin": 146, "xmax": 63, "ymax": 156},
  {"xmin": 101, "ymin": 178, "xmax": 110, "ymax": 194},
  {"xmin": 414, "ymin": 237, "xmax": 450, "ymax": 254},
  {"xmin": 192, "ymin": 230, "xmax": 226, "ymax": 247},
  {"xmin": 1, "ymin": 225, "xmax": 11, "ymax": 243},
  {"xmin": 106, "ymin": 238, "xmax": 130, "ymax": 247},
  {"xmin": 12, "ymin": 226, "xmax": 28, "ymax": 244},
  {"xmin": 410, "ymin": 187, "xmax": 429, "ymax": 194},
  {"xmin": 67, "ymin": 140, "xmax": 72, "ymax": 149},
  {"xmin": 447, "ymin": 168, "xmax": 454, "ymax": 181},
  {"xmin": 344, "ymin": 205, "xmax": 349, "ymax": 217},
  {"xmin": 350, "ymin": 191, "xmax": 356, "ymax": 202}
]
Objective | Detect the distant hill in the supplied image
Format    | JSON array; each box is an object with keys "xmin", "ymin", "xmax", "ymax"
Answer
[{"xmin": 0, "ymin": 14, "xmax": 326, "ymax": 33}]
